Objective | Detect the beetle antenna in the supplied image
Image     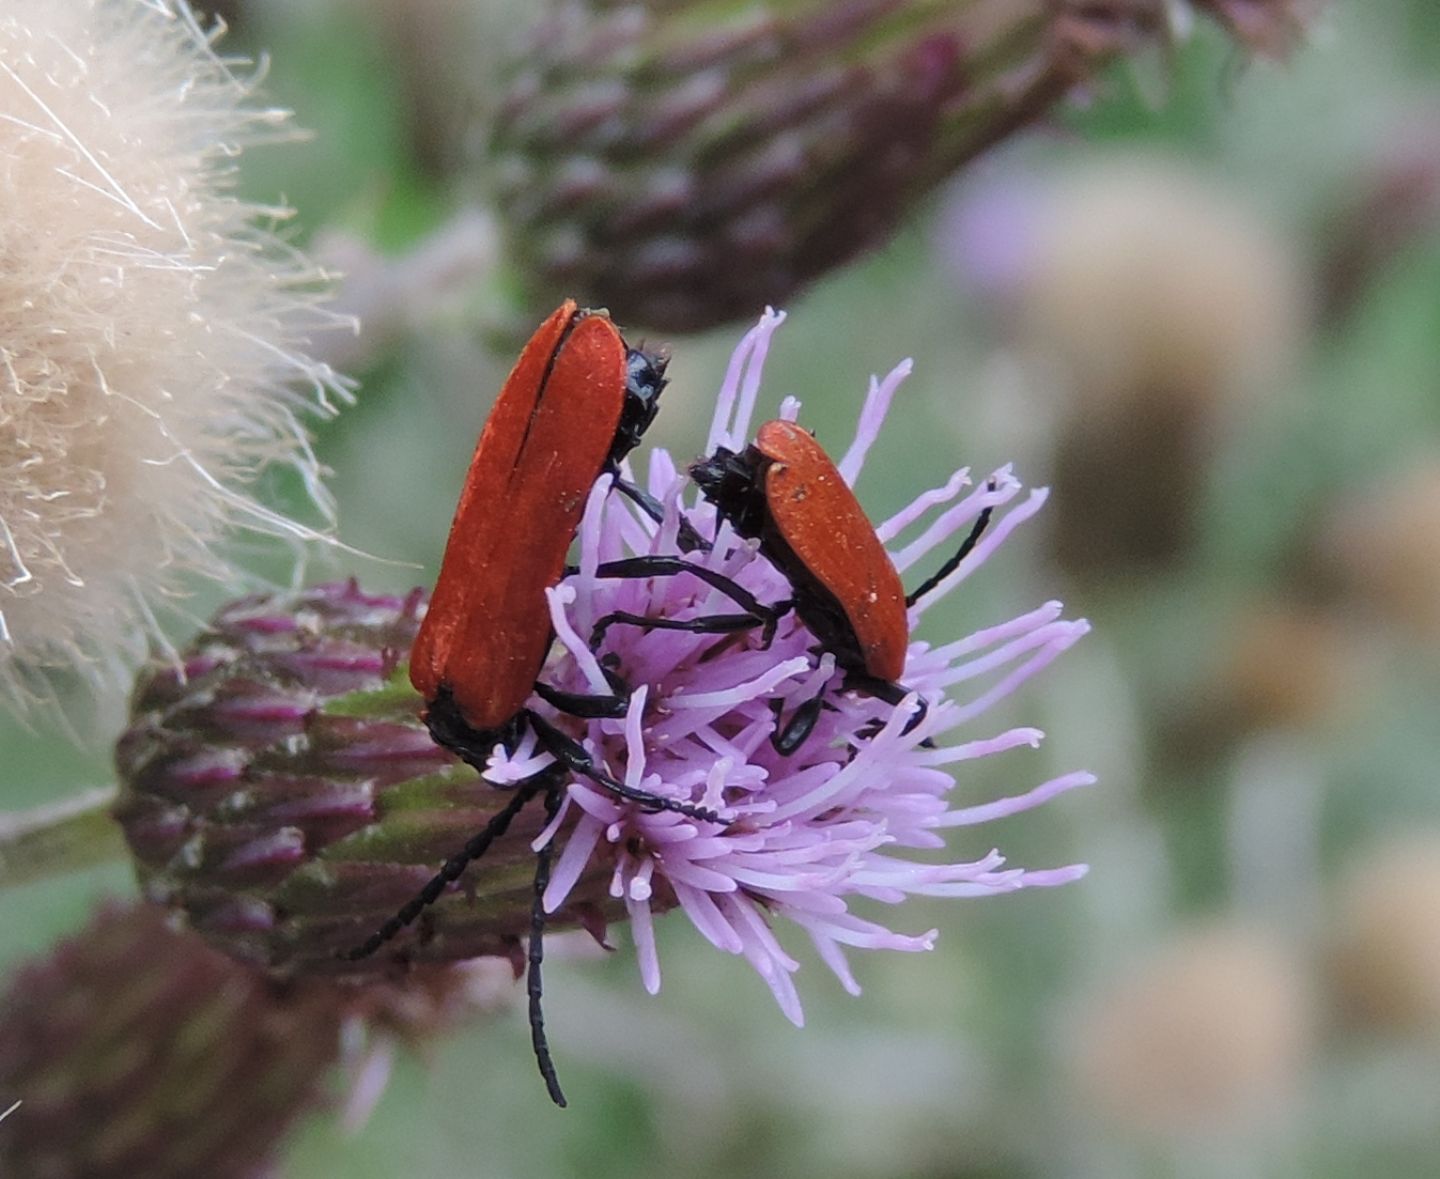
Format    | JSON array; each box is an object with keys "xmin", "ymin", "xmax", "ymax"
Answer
[
  {"xmin": 609, "ymin": 475, "xmax": 709, "ymax": 553},
  {"xmin": 904, "ymin": 481, "xmax": 998, "ymax": 608},
  {"xmin": 589, "ymin": 608, "xmax": 763, "ymax": 651},
  {"xmin": 533, "ymin": 679, "xmax": 630, "ymax": 720},
  {"xmin": 592, "ymin": 556, "xmax": 781, "ymax": 629},
  {"xmin": 529, "ymin": 778, "xmax": 567, "ymax": 1107},
  {"xmin": 343, "ymin": 773, "xmax": 550, "ymax": 961}
]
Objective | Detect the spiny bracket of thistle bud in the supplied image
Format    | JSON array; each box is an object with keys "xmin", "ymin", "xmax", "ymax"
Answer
[
  {"xmin": 488, "ymin": 0, "xmax": 1181, "ymax": 332},
  {"xmin": 113, "ymin": 581, "xmax": 620, "ymax": 977}
]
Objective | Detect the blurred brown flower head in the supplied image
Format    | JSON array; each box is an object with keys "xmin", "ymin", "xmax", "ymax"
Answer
[
  {"xmin": 1316, "ymin": 107, "xmax": 1440, "ymax": 324},
  {"xmin": 1331, "ymin": 833, "xmax": 1440, "ymax": 1039},
  {"xmin": 1155, "ymin": 597, "xmax": 1364, "ymax": 769},
  {"xmin": 1068, "ymin": 923, "xmax": 1315, "ymax": 1139},
  {"xmin": 1014, "ymin": 157, "xmax": 1306, "ymax": 577},
  {"xmin": 1320, "ymin": 457, "xmax": 1440, "ymax": 647}
]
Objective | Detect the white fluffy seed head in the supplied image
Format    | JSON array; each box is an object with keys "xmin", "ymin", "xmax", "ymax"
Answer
[{"xmin": 0, "ymin": 0, "xmax": 352, "ymax": 714}]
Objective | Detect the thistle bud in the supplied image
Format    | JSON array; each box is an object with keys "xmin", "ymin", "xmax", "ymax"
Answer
[
  {"xmin": 113, "ymin": 580, "xmax": 618, "ymax": 977},
  {"xmin": 0, "ymin": 902, "xmax": 344, "ymax": 1179},
  {"xmin": 489, "ymin": 0, "xmax": 1170, "ymax": 332}
]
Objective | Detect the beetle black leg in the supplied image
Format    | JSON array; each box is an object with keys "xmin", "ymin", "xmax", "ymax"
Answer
[
  {"xmin": 528, "ymin": 778, "xmax": 567, "ymax": 1107},
  {"xmin": 590, "ymin": 609, "xmax": 763, "ymax": 651},
  {"xmin": 905, "ymin": 481, "xmax": 998, "ymax": 608},
  {"xmin": 592, "ymin": 556, "xmax": 788, "ymax": 647},
  {"xmin": 849, "ymin": 674, "xmax": 929, "ymax": 736},
  {"xmin": 526, "ymin": 712, "xmax": 724, "ymax": 825},
  {"xmin": 770, "ymin": 675, "xmax": 931, "ymax": 757},
  {"xmin": 533, "ymin": 677, "xmax": 629, "ymax": 720},
  {"xmin": 770, "ymin": 692, "xmax": 827, "ymax": 755},
  {"xmin": 343, "ymin": 772, "xmax": 551, "ymax": 961},
  {"xmin": 610, "ymin": 476, "xmax": 709, "ymax": 554}
]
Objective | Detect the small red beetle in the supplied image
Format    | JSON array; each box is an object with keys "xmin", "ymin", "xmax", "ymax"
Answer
[
  {"xmin": 691, "ymin": 419, "xmax": 992, "ymax": 753},
  {"xmin": 412, "ymin": 302, "xmax": 643, "ymax": 729},
  {"xmin": 352, "ymin": 302, "xmax": 753, "ymax": 1105},
  {"xmin": 407, "ymin": 301, "xmax": 763, "ymax": 814}
]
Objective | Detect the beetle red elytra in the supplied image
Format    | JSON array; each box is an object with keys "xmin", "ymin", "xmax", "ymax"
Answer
[
  {"xmin": 351, "ymin": 303, "xmax": 770, "ymax": 939},
  {"xmin": 401, "ymin": 301, "xmax": 727, "ymax": 817},
  {"xmin": 410, "ymin": 301, "xmax": 643, "ymax": 727},
  {"xmin": 691, "ymin": 419, "xmax": 993, "ymax": 753}
]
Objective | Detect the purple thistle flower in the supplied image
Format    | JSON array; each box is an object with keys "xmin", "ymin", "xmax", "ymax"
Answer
[{"xmin": 477, "ymin": 309, "xmax": 1093, "ymax": 1024}]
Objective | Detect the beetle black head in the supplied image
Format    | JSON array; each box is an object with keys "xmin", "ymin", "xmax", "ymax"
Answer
[
  {"xmin": 610, "ymin": 347, "xmax": 669, "ymax": 466},
  {"xmin": 692, "ymin": 441, "xmax": 870, "ymax": 676},
  {"xmin": 422, "ymin": 683, "xmax": 522, "ymax": 775},
  {"xmin": 688, "ymin": 445, "xmax": 771, "ymax": 540}
]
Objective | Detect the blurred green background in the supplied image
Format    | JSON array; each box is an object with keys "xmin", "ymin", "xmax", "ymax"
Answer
[{"xmin": 7, "ymin": 1, "xmax": 1440, "ymax": 1175}]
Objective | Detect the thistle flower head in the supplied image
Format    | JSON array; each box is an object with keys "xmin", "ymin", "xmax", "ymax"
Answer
[
  {"xmin": 0, "ymin": 0, "xmax": 349, "ymax": 713},
  {"xmin": 117, "ymin": 310, "xmax": 1089, "ymax": 1029}
]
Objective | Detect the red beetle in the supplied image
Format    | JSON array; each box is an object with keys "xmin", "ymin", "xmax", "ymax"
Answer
[
  {"xmin": 413, "ymin": 302, "xmax": 645, "ymax": 729},
  {"xmin": 407, "ymin": 302, "xmax": 769, "ymax": 808},
  {"xmin": 351, "ymin": 302, "xmax": 762, "ymax": 1105},
  {"xmin": 691, "ymin": 419, "xmax": 992, "ymax": 753},
  {"xmin": 351, "ymin": 303, "xmax": 793, "ymax": 1104}
]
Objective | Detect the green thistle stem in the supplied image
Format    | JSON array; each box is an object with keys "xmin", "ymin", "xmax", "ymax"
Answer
[{"xmin": 0, "ymin": 786, "xmax": 127, "ymax": 889}]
